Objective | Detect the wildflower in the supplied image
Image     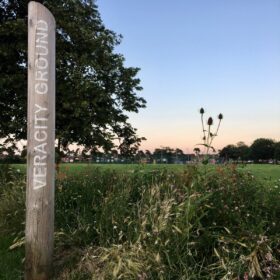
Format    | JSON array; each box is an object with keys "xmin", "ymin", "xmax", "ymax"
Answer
[
  {"xmin": 196, "ymin": 108, "xmax": 223, "ymax": 160},
  {"xmin": 265, "ymin": 252, "xmax": 273, "ymax": 261}
]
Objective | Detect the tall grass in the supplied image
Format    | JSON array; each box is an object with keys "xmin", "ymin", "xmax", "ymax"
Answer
[{"xmin": 0, "ymin": 165, "xmax": 279, "ymax": 279}]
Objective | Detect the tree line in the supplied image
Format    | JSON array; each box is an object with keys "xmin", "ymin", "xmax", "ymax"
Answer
[
  {"xmin": 0, "ymin": 145, "xmax": 195, "ymax": 164},
  {"xmin": 219, "ymin": 138, "xmax": 280, "ymax": 162},
  {"xmin": 1, "ymin": 138, "xmax": 279, "ymax": 164}
]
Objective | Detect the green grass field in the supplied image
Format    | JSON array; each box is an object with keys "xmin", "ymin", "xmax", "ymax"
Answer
[
  {"xmin": 1, "ymin": 163, "xmax": 279, "ymax": 279},
  {"xmin": 242, "ymin": 164, "xmax": 280, "ymax": 181},
  {"xmin": 12, "ymin": 162, "xmax": 280, "ymax": 181}
]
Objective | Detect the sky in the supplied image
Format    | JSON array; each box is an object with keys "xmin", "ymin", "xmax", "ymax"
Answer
[{"xmin": 97, "ymin": 0, "xmax": 280, "ymax": 153}]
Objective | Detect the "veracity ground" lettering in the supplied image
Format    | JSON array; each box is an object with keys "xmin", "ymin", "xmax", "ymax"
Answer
[{"xmin": 33, "ymin": 20, "xmax": 49, "ymax": 190}]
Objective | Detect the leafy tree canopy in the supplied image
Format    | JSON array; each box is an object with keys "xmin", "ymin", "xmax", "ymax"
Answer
[
  {"xmin": 219, "ymin": 144, "xmax": 239, "ymax": 160},
  {"xmin": 274, "ymin": 142, "xmax": 280, "ymax": 161},
  {"xmin": 250, "ymin": 138, "xmax": 275, "ymax": 161},
  {"xmin": 220, "ymin": 139, "xmax": 277, "ymax": 162},
  {"xmin": 0, "ymin": 0, "xmax": 146, "ymax": 153}
]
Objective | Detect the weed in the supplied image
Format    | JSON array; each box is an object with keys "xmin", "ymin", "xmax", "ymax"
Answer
[{"xmin": 0, "ymin": 165, "xmax": 279, "ymax": 279}]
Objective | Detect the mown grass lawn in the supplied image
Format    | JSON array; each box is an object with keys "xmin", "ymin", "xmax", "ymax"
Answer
[
  {"xmin": 243, "ymin": 164, "xmax": 280, "ymax": 181},
  {"xmin": 12, "ymin": 162, "xmax": 280, "ymax": 181}
]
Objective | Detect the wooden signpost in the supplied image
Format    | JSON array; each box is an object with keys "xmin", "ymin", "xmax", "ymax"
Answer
[{"xmin": 25, "ymin": 2, "xmax": 56, "ymax": 279}]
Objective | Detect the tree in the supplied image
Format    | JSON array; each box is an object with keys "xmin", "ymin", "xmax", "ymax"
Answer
[
  {"xmin": 274, "ymin": 142, "xmax": 280, "ymax": 161},
  {"xmin": 110, "ymin": 149, "xmax": 119, "ymax": 160},
  {"xmin": 219, "ymin": 144, "xmax": 238, "ymax": 161},
  {"xmin": 0, "ymin": 139, "xmax": 23, "ymax": 163},
  {"xmin": 118, "ymin": 125, "xmax": 145, "ymax": 159},
  {"xmin": 0, "ymin": 140, "xmax": 18, "ymax": 156},
  {"xmin": 175, "ymin": 148, "xmax": 183, "ymax": 157},
  {"xmin": 235, "ymin": 142, "xmax": 250, "ymax": 161},
  {"xmin": 193, "ymin": 147, "xmax": 200, "ymax": 162},
  {"xmin": 21, "ymin": 146, "xmax": 27, "ymax": 159},
  {"xmin": 0, "ymin": 0, "xmax": 146, "ymax": 153},
  {"xmin": 135, "ymin": 150, "xmax": 145, "ymax": 162},
  {"xmin": 250, "ymin": 138, "xmax": 275, "ymax": 162},
  {"xmin": 145, "ymin": 149, "xmax": 152, "ymax": 163},
  {"xmin": 153, "ymin": 147, "xmax": 175, "ymax": 163}
]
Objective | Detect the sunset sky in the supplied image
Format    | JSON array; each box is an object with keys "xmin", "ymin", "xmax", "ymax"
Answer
[{"xmin": 98, "ymin": 0, "xmax": 280, "ymax": 153}]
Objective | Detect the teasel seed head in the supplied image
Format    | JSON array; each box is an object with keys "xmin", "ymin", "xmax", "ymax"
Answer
[
  {"xmin": 218, "ymin": 113, "xmax": 223, "ymax": 120},
  {"xmin": 200, "ymin": 108, "xmax": 205, "ymax": 114},
  {"xmin": 207, "ymin": 117, "xmax": 213, "ymax": 126}
]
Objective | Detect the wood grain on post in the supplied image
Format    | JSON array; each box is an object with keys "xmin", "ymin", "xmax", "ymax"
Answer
[{"xmin": 26, "ymin": 2, "xmax": 55, "ymax": 279}]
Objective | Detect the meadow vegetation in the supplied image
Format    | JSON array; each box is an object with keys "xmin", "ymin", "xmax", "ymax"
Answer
[{"xmin": 0, "ymin": 164, "xmax": 279, "ymax": 279}]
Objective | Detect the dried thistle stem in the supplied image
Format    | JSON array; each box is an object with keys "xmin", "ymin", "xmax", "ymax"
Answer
[{"xmin": 201, "ymin": 114, "xmax": 206, "ymax": 145}]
